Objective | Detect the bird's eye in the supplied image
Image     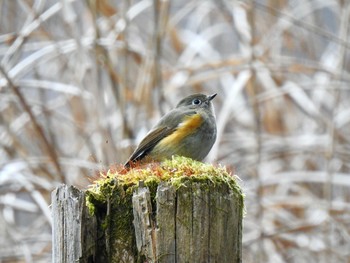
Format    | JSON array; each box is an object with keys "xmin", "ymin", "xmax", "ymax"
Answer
[{"xmin": 192, "ymin": 99, "xmax": 201, "ymax": 105}]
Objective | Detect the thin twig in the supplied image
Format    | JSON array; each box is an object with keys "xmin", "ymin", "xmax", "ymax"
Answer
[{"xmin": 0, "ymin": 65, "xmax": 65, "ymax": 183}]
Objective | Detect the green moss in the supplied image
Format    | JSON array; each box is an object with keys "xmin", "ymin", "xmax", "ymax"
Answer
[
  {"xmin": 85, "ymin": 156, "xmax": 244, "ymax": 261},
  {"xmin": 87, "ymin": 156, "xmax": 243, "ymax": 212},
  {"xmin": 86, "ymin": 176, "xmax": 137, "ymax": 262}
]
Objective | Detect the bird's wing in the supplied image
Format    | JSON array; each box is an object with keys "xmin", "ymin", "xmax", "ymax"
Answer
[
  {"xmin": 124, "ymin": 109, "xmax": 197, "ymax": 167},
  {"xmin": 124, "ymin": 126, "xmax": 175, "ymax": 167}
]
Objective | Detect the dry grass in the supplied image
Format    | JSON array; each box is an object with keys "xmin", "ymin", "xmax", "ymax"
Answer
[{"xmin": 1, "ymin": 0, "xmax": 350, "ymax": 262}]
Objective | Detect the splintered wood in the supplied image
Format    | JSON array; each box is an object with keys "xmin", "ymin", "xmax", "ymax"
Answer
[
  {"xmin": 132, "ymin": 181, "xmax": 242, "ymax": 262},
  {"xmin": 52, "ymin": 185, "xmax": 97, "ymax": 263}
]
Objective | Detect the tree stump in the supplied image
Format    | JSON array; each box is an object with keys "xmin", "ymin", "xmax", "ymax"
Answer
[{"xmin": 51, "ymin": 157, "xmax": 243, "ymax": 263}]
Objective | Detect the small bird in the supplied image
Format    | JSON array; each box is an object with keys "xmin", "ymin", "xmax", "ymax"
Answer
[{"xmin": 124, "ymin": 93, "xmax": 217, "ymax": 168}]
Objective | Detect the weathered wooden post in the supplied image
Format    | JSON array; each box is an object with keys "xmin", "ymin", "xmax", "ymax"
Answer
[
  {"xmin": 52, "ymin": 185, "xmax": 99, "ymax": 263},
  {"xmin": 51, "ymin": 157, "xmax": 244, "ymax": 263}
]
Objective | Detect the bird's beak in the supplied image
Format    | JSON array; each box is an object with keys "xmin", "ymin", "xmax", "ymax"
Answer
[{"xmin": 207, "ymin": 93, "xmax": 217, "ymax": 101}]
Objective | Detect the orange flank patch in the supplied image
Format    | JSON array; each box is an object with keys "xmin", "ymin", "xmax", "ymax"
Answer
[{"xmin": 159, "ymin": 114, "xmax": 203, "ymax": 146}]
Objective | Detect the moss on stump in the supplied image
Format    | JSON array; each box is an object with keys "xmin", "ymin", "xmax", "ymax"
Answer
[{"xmin": 86, "ymin": 156, "xmax": 244, "ymax": 262}]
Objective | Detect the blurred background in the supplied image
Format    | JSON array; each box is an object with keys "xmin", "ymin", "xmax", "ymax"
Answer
[{"xmin": 1, "ymin": 0, "xmax": 350, "ymax": 262}]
